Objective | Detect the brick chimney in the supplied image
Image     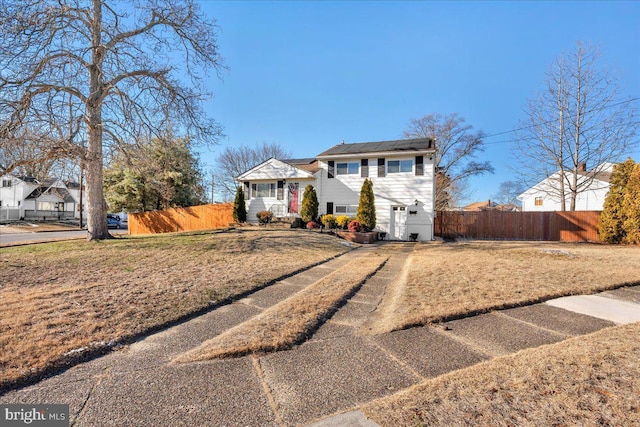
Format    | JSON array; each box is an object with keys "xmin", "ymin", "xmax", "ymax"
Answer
[{"xmin": 578, "ymin": 162, "xmax": 587, "ymax": 172}]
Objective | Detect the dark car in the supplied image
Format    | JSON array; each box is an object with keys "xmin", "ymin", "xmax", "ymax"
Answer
[{"xmin": 107, "ymin": 214, "xmax": 121, "ymax": 229}]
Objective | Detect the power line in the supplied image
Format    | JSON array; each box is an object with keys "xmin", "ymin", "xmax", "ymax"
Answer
[{"xmin": 481, "ymin": 97, "xmax": 640, "ymax": 144}]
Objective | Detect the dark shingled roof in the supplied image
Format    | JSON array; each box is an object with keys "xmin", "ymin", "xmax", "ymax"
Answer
[
  {"xmin": 282, "ymin": 158, "xmax": 317, "ymax": 165},
  {"xmin": 26, "ymin": 186, "xmax": 76, "ymax": 203},
  {"xmin": 317, "ymin": 138, "xmax": 434, "ymax": 157},
  {"xmin": 282, "ymin": 158, "xmax": 320, "ymax": 174}
]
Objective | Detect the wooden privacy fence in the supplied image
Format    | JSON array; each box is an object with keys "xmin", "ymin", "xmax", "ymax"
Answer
[
  {"xmin": 128, "ymin": 203, "xmax": 234, "ymax": 235},
  {"xmin": 435, "ymin": 210, "xmax": 602, "ymax": 242}
]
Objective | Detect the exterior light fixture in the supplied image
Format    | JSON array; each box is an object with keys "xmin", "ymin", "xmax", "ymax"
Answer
[{"xmin": 414, "ymin": 199, "xmax": 419, "ymax": 206}]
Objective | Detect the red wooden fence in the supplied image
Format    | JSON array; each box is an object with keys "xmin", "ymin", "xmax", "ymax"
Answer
[
  {"xmin": 129, "ymin": 203, "xmax": 234, "ymax": 235},
  {"xmin": 434, "ymin": 210, "xmax": 602, "ymax": 242}
]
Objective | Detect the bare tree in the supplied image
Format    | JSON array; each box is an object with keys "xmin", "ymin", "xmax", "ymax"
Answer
[
  {"xmin": 404, "ymin": 113, "xmax": 493, "ymax": 210},
  {"xmin": 492, "ymin": 180, "xmax": 525, "ymax": 206},
  {"xmin": 0, "ymin": 0, "xmax": 223, "ymax": 239},
  {"xmin": 213, "ymin": 142, "xmax": 291, "ymax": 201},
  {"xmin": 513, "ymin": 41, "xmax": 638, "ymax": 211}
]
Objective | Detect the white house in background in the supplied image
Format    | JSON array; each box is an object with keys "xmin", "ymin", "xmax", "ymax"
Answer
[
  {"xmin": 237, "ymin": 138, "xmax": 436, "ymax": 241},
  {"xmin": 0, "ymin": 174, "xmax": 84, "ymax": 221},
  {"xmin": 517, "ymin": 162, "xmax": 615, "ymax": 212}
]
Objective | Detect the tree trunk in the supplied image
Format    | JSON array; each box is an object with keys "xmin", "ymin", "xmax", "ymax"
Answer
[{"xmin": 86, "ymin": 0, "xmax": 111, "ymax": 240}]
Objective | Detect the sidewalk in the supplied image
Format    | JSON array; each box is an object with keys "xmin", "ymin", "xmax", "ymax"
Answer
[{"xmin": 1, "ymin": 242, "xmax": 638, "ymax": 426}]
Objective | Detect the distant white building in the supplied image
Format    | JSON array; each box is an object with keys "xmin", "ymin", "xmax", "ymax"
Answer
[
  {"xmin": 0, "ymin": 174, "xmax": 85, "ymax": 221},
  {"xmin": 517, "ymin": 162, "xmax": 615, "ymax": 211},
  {"xmin": 237, "ymin": 138, "xmax": 436, "ymax": 241}
]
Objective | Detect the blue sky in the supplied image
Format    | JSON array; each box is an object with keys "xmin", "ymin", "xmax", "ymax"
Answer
[{"xmin": 197, "ymin": 1, "xmax": 640, "ymax": 204}]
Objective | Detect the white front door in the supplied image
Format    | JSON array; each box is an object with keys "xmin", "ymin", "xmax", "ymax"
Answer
[{"xmin": 390, "ymin": 206, "xmax": 407, "ymax": 240}]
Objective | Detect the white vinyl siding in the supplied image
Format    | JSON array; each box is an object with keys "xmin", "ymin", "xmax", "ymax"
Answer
[{"xmin": 317, "ymin": 156, "xmax": 435, "ymax": 241}]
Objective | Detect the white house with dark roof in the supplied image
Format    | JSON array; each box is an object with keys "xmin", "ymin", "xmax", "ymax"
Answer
[
  {"xmin": 0, "ymin": 174, "xmax": 84, "ymax": 221},
  {"xmin": 236, "ymin": 138, "xmax": 436, "ymax": 241},
  {"xmin": 517, "ymin": 162, "xmax": 615, "ymax": 211}
]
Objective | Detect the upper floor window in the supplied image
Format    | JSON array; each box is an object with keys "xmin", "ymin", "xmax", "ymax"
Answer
[
  {"xmin": 534, "ymin": 197, "xmax": 543, "ymax": 206},
  {"xmin": 336, "ymin": 162, "xmax": 359, "ymax": 175},
  {"xmin": 1, "ymin": 179, "xmax": 12, "ymax": 187},
  {"xmin": 387, "ymin": 159, "xmax": 413, "ymax": 173},
  {"xmin": 255, "ymin": 183, "xmax": 276, "ymax": 198}
]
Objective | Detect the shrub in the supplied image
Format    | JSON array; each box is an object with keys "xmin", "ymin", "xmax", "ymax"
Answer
[
  {"xmin": 321, "ymin": 214, "xmax": 337, "ymax": 229},
  {"xmin": 300, "ymin": 185, "xmax": 319, "ymax": 222},
  {"xmin": 306, "ymin": 221, "xmax": 319, "ymax": 229},
  {"xmin": 233, "ymin": 186, "xmax": 247, "ymax": 223},
  {"xmin": 290, "ymin": 217, "xmax": 305, "ymax": 228},
  {"xmin": 356, "ymin": 178, "xmax": 376, "ymax": 231},
  {"xmin": 256, "ymin": 210, "xmax": 273, "ymax": 225},
  {"xmin": 336, "ymin": 215, "xmax": 351, "ymax": 229},
  {"xmin": 348, "ymin": 220, "xmax": 361, "ymax": 232},
  {"xmin": 599, "ymin": 158, "xmax": 636, "ymax": 243},
  {"xmin": 622, "ymin": 164, "xmax": 640, "ymax": 244}
]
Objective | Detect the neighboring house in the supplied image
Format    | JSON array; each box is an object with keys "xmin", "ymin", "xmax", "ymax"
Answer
[
  {"xmin": 462, "ymin": 200, "xmax": 520, "ymax": 212},
  {"xmin": 237, "ymin": 138, "xmax": 436, "ymax": 241},
  {"xmin": 517, "ymin": 162, "xmax": 615, "ymax": 211},
  {"xmin": 462, "ymin": 200, "xmax": 498, "ymax": 211},
  {"xmin": 0, "ymin": 174, "xmax": 85, "ymax": 221}
]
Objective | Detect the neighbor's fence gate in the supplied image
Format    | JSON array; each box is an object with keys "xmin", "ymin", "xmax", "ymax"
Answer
[
  {"xmin": 128, "ymin": 203, "xmax": 234, "ymax": 235},
  {"xmin": 0, "ymin": 207, "xmax": 20, "ymax": 221},
  {"xmin": 434, "ymin": 210, "xmax": 602, "ymax": 242}
]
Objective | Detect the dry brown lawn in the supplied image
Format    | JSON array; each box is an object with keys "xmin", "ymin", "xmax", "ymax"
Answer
[
  {"xmin": 0, "ymin": 229, "xmax": 349, "ymax": 390},
  {"xmin": 174, "ymin": 254, "xmax": 388, "ymax": 363},
  {"xmin": 363, "ymin": 322, "xmax": 640, "ymax": 426},
  {"xmin": 361, "ymin": 241, "xmax": 640, "ymax": 335}
]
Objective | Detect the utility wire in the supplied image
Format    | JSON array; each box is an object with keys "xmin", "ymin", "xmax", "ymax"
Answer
[{"xmin": 481, "ymin": 97, "xmax": 640, "ymax": 144}]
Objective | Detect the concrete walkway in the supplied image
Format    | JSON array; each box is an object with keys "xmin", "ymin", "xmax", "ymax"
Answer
[{"xmin": 1, "ymin": 242, "xmax": 638, "ymax": 427}]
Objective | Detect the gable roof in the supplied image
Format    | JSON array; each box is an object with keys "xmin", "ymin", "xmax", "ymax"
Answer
[
  {"xmin": 26, "ymin": 186, "xmax": 76, "ymax": 203},
  {"xmin": 316, "ymin": 138, "xmax": 435, "ymax": 158},
  {"xmin": 237, "ymin": 158, "xmax": 315, "ymax": 181}
]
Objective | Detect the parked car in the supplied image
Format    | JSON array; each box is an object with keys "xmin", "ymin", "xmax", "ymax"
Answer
[{"xmin": 107, "ymin": 214, "xmax": 121, "ymax": 229}]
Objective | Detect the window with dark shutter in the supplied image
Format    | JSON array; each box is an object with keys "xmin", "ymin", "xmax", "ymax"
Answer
[
  {"xmin": 277, "ymin": 180, "xmax": 284, "ymax": 200},
  {"xmin": 361, "ymin": 159, "xmax": 369, "ymax": 177},
  {"xmin": 328, "ymin": 161, "xmax": 335, "ymax": 178},
  {"xmin": 415, "ymin": 156, "xmax": 424, "ymax": 176},
  {"xmin": 244, "ymin": 182, "xmax": 250, "ymax": 200},
  {"xmin": 326, "ymin": 202, "xmax": 333, "ymax": 215},
  {"xmin": 378, "ymin": 158, "xmax": 385, "ymax": 177}
]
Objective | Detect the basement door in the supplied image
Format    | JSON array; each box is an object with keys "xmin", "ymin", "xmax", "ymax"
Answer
[{"xmin": 390, "ymin": 206, "xmax": 407, "ymax": 240}]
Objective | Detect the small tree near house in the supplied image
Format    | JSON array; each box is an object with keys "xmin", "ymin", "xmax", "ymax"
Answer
[
  {"xmin": 233, "ymin": 186, "xmax": 247, "ymax": 223},
  {"xmin": 357, "ymin": 178, "xmax": 376, "ymax": 231},
  {"xmin": 300, "ymin": 185, "xmax": 318, "ymax": 222},
  {"xmin": 598, "ymin": 158, "xmax": 636, "ymax": 243},
  {"xmin": 622, "ymin": 164, "xmax": 640, "ymax": 244}
]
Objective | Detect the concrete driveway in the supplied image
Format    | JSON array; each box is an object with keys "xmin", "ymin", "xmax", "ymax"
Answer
[{"xmin": 2, "ymin": 242, "xmax": 637, "ymax": 426}]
